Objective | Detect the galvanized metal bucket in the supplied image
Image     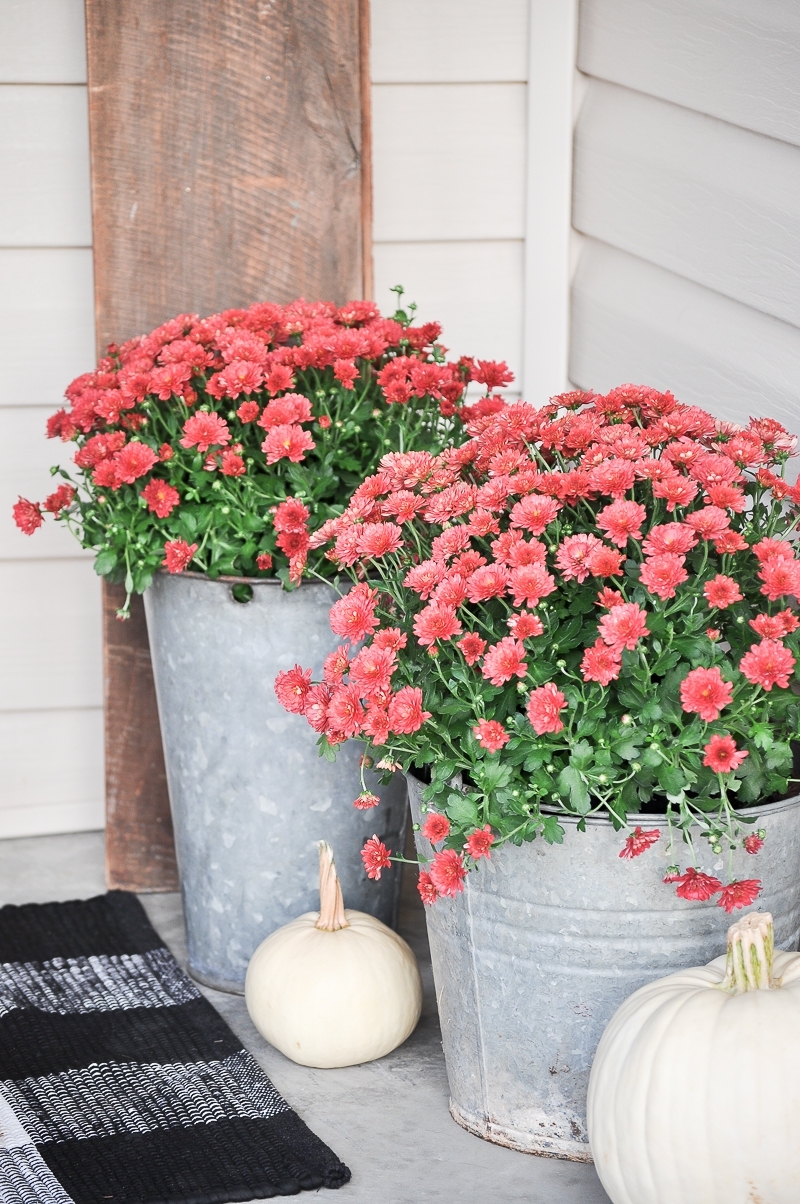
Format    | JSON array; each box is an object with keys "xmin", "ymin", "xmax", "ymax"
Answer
[
  {"xmin": 143, "ymin": 571, "xmax": 407, "ymax": 993},
  {"xmin": 408, "ymin": 772, "xmax": 800, "ymax": 1161}
]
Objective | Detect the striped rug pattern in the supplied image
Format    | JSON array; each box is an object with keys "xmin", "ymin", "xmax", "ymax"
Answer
[{"xmin": 0, "ymin": 892, "xmax": 350, "ymax": 1204}]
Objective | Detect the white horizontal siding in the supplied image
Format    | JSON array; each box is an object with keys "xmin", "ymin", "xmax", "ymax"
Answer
[
  {"xmin": 1, "ymin": 0, "xmax": 102, "ymax": 836},
  {"xmin": 570, "ymin": 239, "xmax": 800, "ymax": 433},
  {"xmin": 0, "ymin": 709, "xmax": 103, "ymax": 838},
  {"xmin": 1, "ymin": 406, "xmax": 91, "ymax": 560},
  {"xmin": 573, "ymin": 80, "xmax": 800, "ymax": 329},
  {"xmin": 0, "ymin": 248, "xmax": 95, "ymax": 406},
  {"xmin": 0, "ymin": 85, "xmax": 92, "ymax": 245},
  {"xmin": 0, "ymin": 559, "xmax": 102, "ymax": 712},
  {"xmin": 374, "ymin": 240, "xmax": 524, "ymax": 379},
  {"xmin": 578, "ymin": 0, "xmax": 800, "ymax": 146},
  {"xmin": 372, "ymin": 84, "xmax": 527, "ymax": 242},
  {"xmin": 371, "ymin": 0, "xmax": 529, "ymax": 83},
  {"xmin": 0, "ymin": 0, "xmax": 87, "ymax": 83}
]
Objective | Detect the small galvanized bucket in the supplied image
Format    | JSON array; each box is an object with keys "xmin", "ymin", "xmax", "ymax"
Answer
[
  {"xmin": 144, "ymin": 572, "xmax": 407, "ymax": 993},
  {"xmin": 408, "ymin": 772, "xmax": 800, "ymax": 1161}
]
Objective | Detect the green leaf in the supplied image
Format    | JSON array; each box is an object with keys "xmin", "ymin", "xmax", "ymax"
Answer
[
  {"xmin": 541, "ymin": 815, "xmax": 565, "ymax": 844},
  {"xmin": 439, "ymin": 700, "xmax": 472, "ymax": 718},
  {"xmin": 569, "ymin": 739, "xmax": 593, "ymax": 770},
  {"xmin": 557, "ymin": 765, "xmax": 590, "ymax": 814},
  {"xmin": 479, "ymin": 760, "xmax": 512, "ymax": 792},
  {"xmin": 94, "ymin": 549, "xmax": 118, "ymax": 577},
  {"xmin": 445, "ymin": 794, "xmax": 480, "ymax": 827},
  {"xmin": 616, "ymin": 740, "xmax": 642, "ymax": 762},
  {"xmin": 657, "ymin": 763, "xmax": 687, "ymax": 795}
]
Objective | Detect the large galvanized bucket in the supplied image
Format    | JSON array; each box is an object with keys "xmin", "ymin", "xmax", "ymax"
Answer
[
  {"xmin": 408, "ymin": 772, "xmax": 800, "ymax": 1161},
  {"xmin": 144, "ymin": 572, "xmax": 407, "ymax": 993}
]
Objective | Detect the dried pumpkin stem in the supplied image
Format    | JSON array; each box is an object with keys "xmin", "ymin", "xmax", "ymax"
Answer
[
  {"xmin": 720, "ymin": 911, "xmax": 774, "ymax": 992},
  {"xmin": 315, "ymin": 841, "xmax": 349, "ymax": 931}
]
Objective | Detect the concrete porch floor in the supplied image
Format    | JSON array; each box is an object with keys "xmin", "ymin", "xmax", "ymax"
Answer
[{"xmin": 0, "ymin": 832, "xmax": 611, "ymax": 1204}]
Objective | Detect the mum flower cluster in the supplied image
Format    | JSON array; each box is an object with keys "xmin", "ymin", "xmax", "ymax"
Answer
[
  {"xmin": 14, "ymin": 291, "xmax": 491, "ymax": 611},
  {"xmin": 277, "ymin": 384, "xmax": 800, "ymax": 907}
]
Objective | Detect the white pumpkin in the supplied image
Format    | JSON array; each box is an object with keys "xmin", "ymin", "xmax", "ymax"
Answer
[
  {"xmin": 588, "ymin": 911, "xmax": 800, "ymax": 1204},
  {"xmin": 245, "ymin": 841, "xmax": 422, "ymax": 1068}
]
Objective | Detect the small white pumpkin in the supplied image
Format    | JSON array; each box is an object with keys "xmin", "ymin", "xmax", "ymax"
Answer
[
  {"xmin": 588, "ymin": 911, "xmax": 800, "ymax": 1204},
  {"xmin": 245, "ymin": 841, "xmax": 422, "ymax": 1068}
]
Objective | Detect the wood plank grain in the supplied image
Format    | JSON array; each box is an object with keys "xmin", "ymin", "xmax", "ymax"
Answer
[
  {"xmin": 103, "ymin": 582, "xmax": 178, "ymax": 892},
  {"xmin": 86, "ymin": 0, "xmax": 368, "ymax": 890},
  {"xmin": 86, "ymin": 0, "xmax": 365, "ymax": 350},
  {"xmin": 578, "ymin": 0, "xmax": 800, "ymax": 148},
  {"xmin": 574, "ymin": 80, "xmax": 800, "ymax": 330},
  {"xmin": 570, "ymin": 238, "xmax": 800, "ymax": 438}
]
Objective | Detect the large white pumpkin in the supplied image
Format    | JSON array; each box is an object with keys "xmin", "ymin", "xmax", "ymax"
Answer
[
  {"xmin": 245, "ymin": 841, "xmax": 422, "ymax": 1068},
  {"xmin": 588, "ymin": 911, "xmax": 800, "ymax": 1204}
]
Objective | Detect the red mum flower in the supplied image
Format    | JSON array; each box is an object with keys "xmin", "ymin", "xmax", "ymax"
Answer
[
  {"xmin": 619, "ymin": 826, "xmax": 660, "ymax": 859},
  {"xmin": 598, "ymin": 602, "xmax": 649, "ymax": 651},
  {"xmin": 434, "ymin": 574, "xmax": 468, "ymax": 608},
  {"xmin": 642, "ymin": 522, "xmax": 697, "ymax": 557},
  {"xmin": 471, "ymin": 359, "xmax": 514, "ymax": 389},
  {"xmin": 464, "ymin": 563, "xmax": 508, "ymax": 603},
  {"xmin": 114, "ymin": 442, "xmax": 159, "ymax": 483},
  {"xmin": 473, "ymin": 719, "xmax": 510, "ymax": 752},
  {"xmin": 509, "ymin": 494, "xmax": 562, "ymax": 535},
  {"xmin": 422, "ymin": 813, "xmax": 450, "ymax": 843},
  {"xmin": 508, "ymin": 564, "xmax": 557, "ymax": 608},
  {"xmin": 744, "ymin": 833, "xmax": 765, "ymax": 854},
  {"xmin": 556, "ymin": 534, "xmax": 603, "ymax": 583},
  {"xmin": 417, "ymin": 872, "xmax": 439, "ymax": 905},
  {"xmin": 705, "ymin": 483, "xmax": 747, "ymax": 512},
  {"xmin": 162, "ymin": 538, "xmax": 197, "ymax": 573},
  {"xmin": 526, "ymin": 682, "xmax": 567, "ymax": 735},
  {"xmin": 220, "ymin": 451, "xmax": 245, "ymax": 476},
  {"xmin": 717, "ymin": 879, "xmax": 761, "ymax": 913},
  {"xmin": 327, "ymin": 684, "xmax": 366, "ymax": 737},
  {"xmin": 482, "ymin": 637, "xmax": 527, "ymax": 686},
  {"xmin": 262, "ymin": 423, "xmax": 316, "ymax": 465},
  {"xmin": 362, "ymin": 703, "xmax": 390, "ymax": 745},
  {"xmin": 259, "ymin": 394, "xmax": 312, "ymax": 429},
  {"xmin": 508, "ymin": 611, "xmax": 544, "ymax": 639},
  {"xmin": 714, "ymin": 529, "xmax": 749, "ymax": 554},
  {"xmin": 753, "ymin": 538, "xmax": 794, "ymax": 564},
  {"xmin": 180, "ymin": 411, "xmax": 231, "ymax": 454},
  {"xmin": 141, "ymin": 479, "xmax": 179, "ymax": 518},
  {"xmin": 42, "ymin": 484, "xmax": 76, "ymax": 515},
  {"xmin": 413, "ymin": 603, "xmax": 462, "ymax": 647},
  {"xmin": 465, "ymin": 825, "xmax": 494, "ymax": 860},
  {"xmin": 739, "ymin": 638, "xmax": 796, "ymax": 690},
  {"xmin": 383, "ymin": 490, "xmax": 424, "ymax": 523},
  {"xmin": 581, "ymin": 639, "xmax": 622, "ymax": 686},
  {"xmin": 589, "ymin": 458, "xmax": 636, "ymax": 498},
  {"xmin": 256, "ymin": 552, "xmax": 273, "ymax": 571},
  {"xmin": 334, "ymin": 358, "xmax": 359, "ymax": 389},
  {"xmin": 329, "ymin": 584, "xmax": 379, "ymax": 643},
  {"xmin": 430, "ymin": 848, "xmax": 467, "ymax": 898},
  {"xmin": 361, "ymin": 836, "xmax": 392, "ymax": 880},
  {"xmin": 404, "ymin": 559, "xmax": 446, "ymax": 599},
  {"xmin": 265, "ymin": 364, "xmax": 296, "ymax": 396},
  {"xmin": 12, "ymin": 497, "xmax": 43, "ymax": 534},
  {"xmin": 92, "ymin": 460, "xmax": 120, "ymax": 488},
  {"xmin": 348, "ymin": 645, "xmax": 396, "ymax": 699},
  {"xmin": 323, "ymin": 646, "xmax": 351, "ymax": 685},
  {"xmin": 388, "ymin": 686, "xmax": 431, "ymax": 734},
  {"xmin": 273, "ymin": 497, "xmax": 310, "ymax": 532},
  {"xmin": 357, "ymin": 522, "xmax": 404, "ymax": 559},
  {"xmin": 750, "ymin": 610, "xmax": 799, "ymax": 638},
  {"xmin": 702, "ymin": 734, "xmax": 748, "ymax": 773},
  {"xmin": 372, "ymin": 627, "xmax": 407, "ymax": 652},
  {"xmin": 353, "ymin": 792, "xmax": 380, "ymax": 810},
  {"xmin": 672, "ymin": 867, "xmax": 722, "ymax": 901},
  {"xmin": 652, "ymin": 473, "xmax": 698, "ymax": 511},
  {"xmin": 596, "ymin": 500, "xmax": 646, "ymax": 547},
  {"xmin": 640, "ymin": 553, "xmax": 688, "ymax": 600},
  {"xmin": 679, "ymin": 666, "xmax": 733, "ymax": 721},
  {"xmin": 701, "ymin": 573, "xmax": 742, "ymax": 610},
  {"xmin": 276, "ymin": 528, "xmax": 310, "ymax": 559},
  {"xmin": 587, "ymin": 544, "xmax": 624, "ymax": 578},
  {"xmin": 457, "ymin": 632, "xmax": 487, "ymax": 665},
  {"xmin": 684, "ymin": 506, "xmax": 731, "ymax": 540},
  {"xmin": 758, "ymin": 558, "xmax": 800, "ymax": 602},
  {"xmin": 597, "ymin": 587, "xmax": 624, "ymax": 609},
  {"xmin": 274, "ymin": 665, "xmax": 313, "ymax": 714},
  {"xmin": 236, "ymin": 400, "xmax": 260, "ymax": 422}
]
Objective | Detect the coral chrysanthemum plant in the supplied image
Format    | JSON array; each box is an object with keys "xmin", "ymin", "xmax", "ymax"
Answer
[
  {"xmin": 276, "ymin": 386, "xmax": 800, "ymax": 910},
  {"xmin": 13, "ymin": 291, "xmax": 503, "ymax": 614}
]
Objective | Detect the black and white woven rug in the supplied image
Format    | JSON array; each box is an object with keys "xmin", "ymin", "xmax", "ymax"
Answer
[{"xmin": 0, "ymin": 892, "xmax": 350, "ymax": 1204}]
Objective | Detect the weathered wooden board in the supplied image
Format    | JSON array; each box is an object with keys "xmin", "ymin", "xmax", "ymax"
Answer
[
  {"xmin": 570, "ymin": 238, "xmax": 800, "ymax": 436},
  {"xmin": 86, "ymin": 0, "xmax": 366, "ymax": 349},
  {"xmin": 578, "ymin": 0, "xmax": 800, "ymax": 148},
  {"xmin": 85, "ymin": 0, "xmax": 369, "ymax": 889},
  {"xmin": 573, "ymin": 79, "xmax": 800, "ymax": 329},
  {"xmin": 103, "ymin": 582, "xmax": 178, "ymax": 892}
]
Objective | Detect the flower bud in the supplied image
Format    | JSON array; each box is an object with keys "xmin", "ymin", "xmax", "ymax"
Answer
[{"xmin": 621, "ymin": 714, "xmax": 632, "ymax": 725}]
